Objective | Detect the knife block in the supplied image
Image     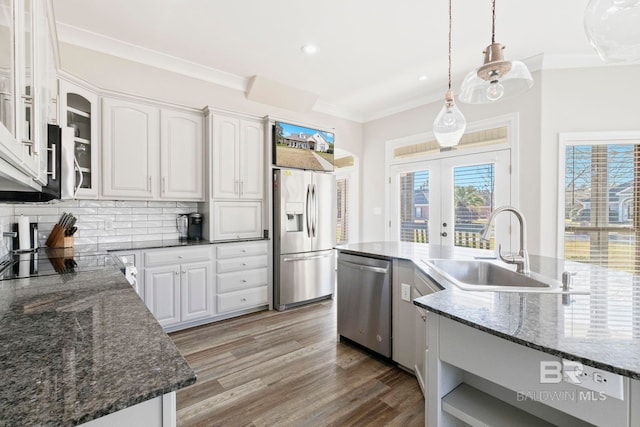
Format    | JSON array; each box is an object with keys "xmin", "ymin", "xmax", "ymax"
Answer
[{"xmin": 45, "ymin": 224, "xmax": 74, "ymax": 248}]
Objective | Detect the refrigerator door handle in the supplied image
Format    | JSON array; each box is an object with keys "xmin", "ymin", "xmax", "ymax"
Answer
[
  {"xmin": 311, "ymin": 183, "xmax": 317, "ymax": 237},
  {"xmin": 306, "ymin": 184, "xmax": 312, "ymax": 238}
]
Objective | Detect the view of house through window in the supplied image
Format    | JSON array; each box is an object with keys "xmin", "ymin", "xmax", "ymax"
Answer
[{"xmin": 564, "ymin": 143, "xmax": 640, "ymax": 274}]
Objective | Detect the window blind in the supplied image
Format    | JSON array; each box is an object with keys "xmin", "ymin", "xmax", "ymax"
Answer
[
  {"xmin": 564, "ymin": 143, "xmax": 640, "ymax": 274},
  {"xmin": 336, "ymin": 178, "xmax": 349, "ymax": 244},
  {"xmin": 399, "ymin": 170, "xmax": 430, "ymax": 243},
  {"xmin": 453, "ymin": 163, "xmax": 494, "ymax": 250}
]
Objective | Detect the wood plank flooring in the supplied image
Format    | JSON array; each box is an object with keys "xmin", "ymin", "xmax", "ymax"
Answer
[{"xmin": 170, "ymin": 299, "xmax": 424, "ymax": 427}]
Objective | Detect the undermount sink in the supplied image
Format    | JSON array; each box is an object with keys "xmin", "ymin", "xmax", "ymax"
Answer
[{"xmin": 422, "ymin": 259, "xmax": 561, "ymax": 293}]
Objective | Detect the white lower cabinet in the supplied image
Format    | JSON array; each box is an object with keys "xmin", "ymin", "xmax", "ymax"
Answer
[
  {"xmin": 141, "ymin": 243, "xmax": 269, "ymax": 330},
  {"xmin": 180, "ymin": 261, "xmax": 214, "ymax": 322},
  {"xmin": 145, "ymin": 265, "xmax": 182, "ymax": 327},
  {"xmin": 143, "ymin": 247, "xmax": 214, "ymax": 330},
  {"xmin": 215, "ymin": 241, "xmax": 268, "ymax": 314}
]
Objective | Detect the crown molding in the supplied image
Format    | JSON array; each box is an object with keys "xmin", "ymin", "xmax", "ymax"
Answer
[{"xmin": 56, "ymin": 23, "xmax": 248, "ymax": 91}]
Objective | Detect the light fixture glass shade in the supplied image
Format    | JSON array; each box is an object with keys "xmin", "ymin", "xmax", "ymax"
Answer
[
  {"xmin": 459, "ymin": 58, "xmax": 533, "ymax": 104},
  {"xmin": 433, "ymin": 91, "xmax": 467, "ymax": 148},
  {"xmin": 584, "ymin": 0, "xmax": 640, "ymax": 63}
]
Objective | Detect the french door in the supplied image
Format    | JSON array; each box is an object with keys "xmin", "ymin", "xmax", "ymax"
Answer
[{"xmin": 390, "ymin": 150, "xmax": 512, "ymax": 250}]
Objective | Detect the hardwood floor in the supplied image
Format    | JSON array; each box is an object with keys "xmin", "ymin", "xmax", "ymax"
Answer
[{"xmin": 170, "ymin": 299, "xmax": 425, "ymax": 427}]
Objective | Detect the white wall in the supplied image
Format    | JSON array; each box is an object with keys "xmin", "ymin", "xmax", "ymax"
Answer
[
  {"xmin": 539, "ymin": 65, "xmax": 640, "ymax": 257},
  {"xmin": 361, "ymin": 71, "xmax": 543, "ymax": 252}
]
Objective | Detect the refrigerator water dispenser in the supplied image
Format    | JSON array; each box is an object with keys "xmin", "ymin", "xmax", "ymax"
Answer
[{"xmin": 285, "ymin": 203, "xmax": 304, "ymax": 232}]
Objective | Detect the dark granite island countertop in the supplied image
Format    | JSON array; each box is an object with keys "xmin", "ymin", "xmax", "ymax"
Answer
[
  {"xmin": 0, "ymin": 266, "xmax": 196, "ymax": 426},
  {"xmin": 337, "ymin": 241, "xmax": 640, "ymax": 380}
]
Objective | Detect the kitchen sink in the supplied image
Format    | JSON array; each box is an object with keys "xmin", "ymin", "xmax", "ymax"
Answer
[{"xmin": 422, "ymin": 259, "xmax": 564, "ymax": 293}]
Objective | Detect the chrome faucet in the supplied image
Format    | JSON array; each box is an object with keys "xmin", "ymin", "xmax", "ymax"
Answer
[{"xmin": 480, "ymin": 206, "xmax": 530, "ymax": 275}]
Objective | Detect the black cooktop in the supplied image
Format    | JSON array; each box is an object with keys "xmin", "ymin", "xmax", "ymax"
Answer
[{"xmin": 0, "ymin": 249, "xmax": 116, "ymax": 281}]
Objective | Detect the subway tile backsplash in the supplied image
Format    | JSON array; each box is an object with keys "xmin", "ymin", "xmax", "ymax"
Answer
[{"xmin": 0, "ymin": 200, "xmax": 199, "ymax": 254}]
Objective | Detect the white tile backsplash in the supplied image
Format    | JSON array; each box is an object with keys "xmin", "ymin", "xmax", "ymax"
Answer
[{"xmin": 0, "ymin": 200, "xmax": 199, "ymax": 250}]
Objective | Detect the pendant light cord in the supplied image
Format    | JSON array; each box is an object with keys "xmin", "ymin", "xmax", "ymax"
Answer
[
  {"xmin": 448, "ymin": 0, "xmax": 452, "ymax": 90},
  {"xmin": 491, "ymin": 0, "xmax": 496, "ymax": 44}
]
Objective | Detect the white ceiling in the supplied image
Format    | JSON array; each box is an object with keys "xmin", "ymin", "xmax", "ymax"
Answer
[{"xmin": 52, "ymin": 0, "xmax": 598, "ymax": 122}]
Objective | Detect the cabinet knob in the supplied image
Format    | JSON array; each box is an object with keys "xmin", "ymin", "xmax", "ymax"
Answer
[
  {"xmin": 242, "ymin": 249, "xmax": 247, "ymax": 253},
  {"xmin": 182, "ymin": 270, "xmax": 186, "ymax": 274},
  {"xmin": 241, "ymin": 298, "xmax": 247, "ymax": 302},
  {"xmin": 242, "ymin": 279, "xmax": 247, "ymax": 283},
  {"xmin": 242, "ymin": 263, "xmax": 247, "ymax": 266},
  {"xmin": 178, "ymin": 255, "xmax": 183, "ymax": 259},
  {"xmin": 175, "ymin": 271, "xmax": 179, "ymax": 275}
]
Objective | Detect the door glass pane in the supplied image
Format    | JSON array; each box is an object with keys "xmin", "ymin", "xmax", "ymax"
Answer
[
  {"xmin": 400, "ymin": 170, "xmax": 429, "ymax": 243},
  {"xmin": 453, "ymin": 163, "xmax": 494, "ymax": 249}
]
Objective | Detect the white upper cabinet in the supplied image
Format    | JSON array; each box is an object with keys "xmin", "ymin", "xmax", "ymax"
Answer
[
  {"xmin": 211, "ymin": 114, "xmax": 263, "ymax": 200},
  {"xmin": 160, "ymin": 109, "xmax": 204, "ymax": 200},
  {"xmin": 102, "ymin": 97, "xmax": 159, "ymax": 199},
  {"xmin": 59, "ymin": 79, "xmax": 100, "ymax": 198},
  {"xmin": 0, "ymin": 0, "xmax": 56, "ymax": 186},
  {"xmin": 238, "ymin": 120, "xmax": 264, "ymax": 199}
]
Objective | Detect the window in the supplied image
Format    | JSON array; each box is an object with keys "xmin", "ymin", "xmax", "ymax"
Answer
[
  {"xmin": 336, "ymin": 177, "xmax": 349, "ymax": 244},
  {"xmin": 563, "ymin": 138, "xmax": 640, "ymax": 274}
]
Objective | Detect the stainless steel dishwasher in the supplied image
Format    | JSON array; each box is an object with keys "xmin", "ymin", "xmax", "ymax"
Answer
[{"xmin": 337, "ymin": 253, "xmax": 392, "ymax": 357}]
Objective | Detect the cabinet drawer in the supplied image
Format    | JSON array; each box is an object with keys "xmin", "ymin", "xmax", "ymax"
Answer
[
  {"xmin": 218, "ymin": 286, "xmax": 268, "ymax": 313},
  {"xmin": 145, "ymin": 247, "xmax": 212, "ymax": 267},
  {"xmin": 216, "ymin": 241, "xmax": 267, "ymax": 259},
  {"xmin": 217, "ymin": 268, "xmax": 268, "ymax": 293},
  {"xmin": 217, "ymin": 255, "xmax": 267, "ymax": 273}
]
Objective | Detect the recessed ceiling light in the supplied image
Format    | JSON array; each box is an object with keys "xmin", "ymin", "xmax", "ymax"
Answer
[
  {"xmin": 418, "ymin": 75, "xmax": 428, "ymax": 81},
  {"xmin": 301, "ymin": 44, "xmax": 318, "ymax": 55}
]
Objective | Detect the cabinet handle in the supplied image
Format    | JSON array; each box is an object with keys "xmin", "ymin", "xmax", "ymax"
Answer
[
  {"xmin": 234, "ymin": 179, "xmax": 239, "ymax": 195},
  {"xmin": 47, "ymin": 144, "xmax": 57, "ymax": 179},
  {"xmin": 240, "ymin": 180, "xmax": 244, "ymax": 196}
]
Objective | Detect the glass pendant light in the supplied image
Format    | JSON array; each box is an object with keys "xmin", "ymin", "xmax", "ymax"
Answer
[
  {"xmin": 434, "ymin": 0, "xmax": 466, "ymax": 148},
  {"xmin": 584, "ymin": 0, "xmax": 640, "ymax": 63},
  {"xmin": 458, "ymin": 0, "xmax": 533, "ymax": 104}
]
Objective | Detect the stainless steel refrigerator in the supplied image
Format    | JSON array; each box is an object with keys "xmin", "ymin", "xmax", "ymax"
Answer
[{"xmin": 273, "ymin": 168, "xmax": 335, "ymax": 311}]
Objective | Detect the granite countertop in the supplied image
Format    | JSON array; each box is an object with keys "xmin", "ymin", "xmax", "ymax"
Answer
[
  {"xmin": 337, "ymin": 241, "xmax": 640, "ymax": 380},
  {"xmin": 0, "ymin": 266, "xmax": 196, "ymax": 425},
  {"xmin": 70, "ymin": 237, "xmax": 269, "ymax": 255}
]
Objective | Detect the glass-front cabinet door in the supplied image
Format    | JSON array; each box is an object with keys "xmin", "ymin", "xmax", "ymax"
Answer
[
  {"xmin": 0, "ymin": 0, "xmax": 56, "ymax": 185},
  {"xmin": 59, "ymin": 79, "xmax": 99, "ymax": 198},
  {"xmin": 0, "ymin": 0, "xmax": 13, "ymax": 138},
  {"xmin": 15, "ymin": 0, "xmax": 40, "ymax": 179}
]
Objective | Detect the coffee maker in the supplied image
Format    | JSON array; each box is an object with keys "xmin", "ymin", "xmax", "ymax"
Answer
[{"xmin": 187, "ymin": 213, "xmax": 203, "ymax": 240}]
